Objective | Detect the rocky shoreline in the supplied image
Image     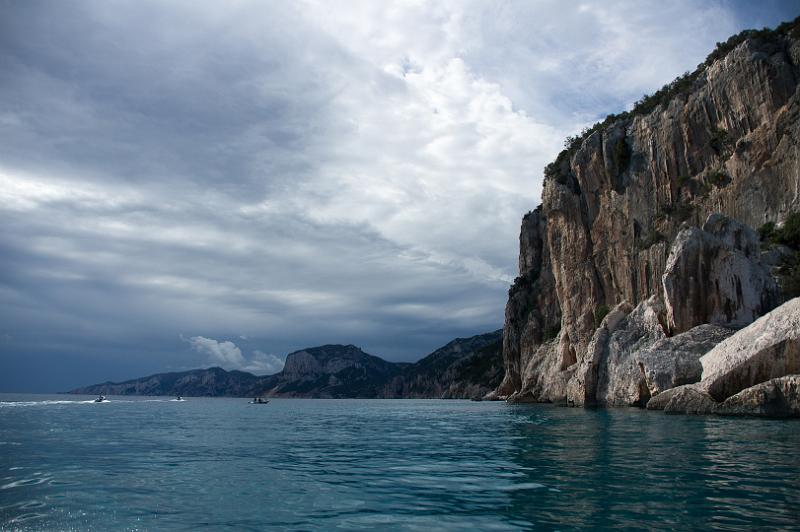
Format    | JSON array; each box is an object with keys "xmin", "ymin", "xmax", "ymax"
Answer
[{"xmin": 494, "ymin": 20, "xmax": 800, "ymax": 418}]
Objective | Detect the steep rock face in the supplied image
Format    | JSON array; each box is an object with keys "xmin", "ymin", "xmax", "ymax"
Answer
[
  {"xmin": 501, "ymin": 24, "xmax": 800, "ymax": 403},
  {"xmin": 499, "ymin": 208, "xmax": 561, "ymax": 397},
  {"xmin": 568, "ymin": 308, "xmax": 735, "ymax": 408},
  {"xmin": 508, "ymin": 334, "xmax": 570, "ymax": 403},
  {"xmin": 662, "ymin": 215, "xmax": 778, "ymax": 333},
  {"xmin": 566, "ymin": 301, "xmax": 634, "ymax": 407},
  {"xmin": 595, "ymin": 297, "xmax": 667, "ymax": 406},
  {"xmin": 698, "ymin": 297, "xmax": 800, "ymax": 401}
]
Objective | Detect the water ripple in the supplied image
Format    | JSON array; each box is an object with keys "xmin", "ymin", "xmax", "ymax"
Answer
[{"xmin": 0, "ymin": 396, "xmax": 798, "ymax": 530}]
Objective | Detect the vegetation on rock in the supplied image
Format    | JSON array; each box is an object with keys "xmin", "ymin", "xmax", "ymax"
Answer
[
  {"xmin": 761, "ymin": 213, "xmax": 800, "ymax": 299},
  {"xmin": 707, "ymin": 170, "xmax": 729, "ymax": 188},
  {"xmin": 593, "ymin": 304, "xmax": 610, "ymax": 329},
  {"xmin": 542, "ymin": 16, "xmax": 800, "ymax": 183}
]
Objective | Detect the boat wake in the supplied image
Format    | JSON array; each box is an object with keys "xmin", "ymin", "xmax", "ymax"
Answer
[
  {"xmin": 0, "ymin": 400, "xmax": 98, "ymax": 408},
  {"xmin": 0, "ymin": 398, "xmax": 180, "ymax": 408}
]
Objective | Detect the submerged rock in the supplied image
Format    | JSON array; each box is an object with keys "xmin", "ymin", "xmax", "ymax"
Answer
[{"xmin": 699, "ymin": 297, "xmax": 800, "ymax": 401}]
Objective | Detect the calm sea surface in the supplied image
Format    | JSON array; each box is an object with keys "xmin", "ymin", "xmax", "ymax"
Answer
[{"xmin": 0, "ymin": 395, "xmax": 798, "ymax": 531}]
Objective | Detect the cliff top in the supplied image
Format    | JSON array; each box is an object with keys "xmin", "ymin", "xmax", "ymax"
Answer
[{"xmin": 541, "ymin": 15, "xmax": 800, "ymax": 186}]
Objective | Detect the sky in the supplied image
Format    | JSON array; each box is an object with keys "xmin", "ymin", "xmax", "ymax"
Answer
[{"xmin": 1, "ymin": 0, "xmax": 798, "ymax": 392}]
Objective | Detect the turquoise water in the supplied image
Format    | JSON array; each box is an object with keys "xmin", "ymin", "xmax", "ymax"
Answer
[{"xmin": 1, "ymin": 395, "xmax": 798, "ymax": 530}]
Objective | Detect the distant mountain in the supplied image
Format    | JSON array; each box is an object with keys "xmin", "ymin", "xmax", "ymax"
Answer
[
  {"xmin": 260, "ymin": 344, "xmax": 404, "ymax": 398},
  {"xmin": 69, "ymin": 367, "xmax": 263, "ymax": 397},
  {"xmin": 68, "ymin": 331, "xmax": 503, "ymax": 399},
  {"xmin": 383, "ymin": 331, "xmax": 503, "ymax": 399}
]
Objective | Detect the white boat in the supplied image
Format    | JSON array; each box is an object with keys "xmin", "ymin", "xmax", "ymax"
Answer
[
  {"xmin": 94, "ymin": 395, "xmax": 107, "ymax": 403},
  {"xmin": 249, "ymin": 397, "xmax": 269, "ymax": 404},
  {"xmin": 175, "ymin": 396, "xmax": 185, "ymax": 401}
]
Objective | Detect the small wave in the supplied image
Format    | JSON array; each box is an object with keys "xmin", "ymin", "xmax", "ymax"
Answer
[
  {"xmin": 1, "ymin": 476, "xmax": 53, "ymax": 490},
  {"xmin": 0, "ymin": 400, "xmax": 97, "ymax": 408},
  {"xmin": 9, "ymin": 511, "xmax": 47, "ymax": 523},
  {"xmin": 498, "ymin": 482, "xmax": 546, "ymax": 492},
  {"xmin": 19, "ymin": 500, "xmax": 46, "ymax": 510}
]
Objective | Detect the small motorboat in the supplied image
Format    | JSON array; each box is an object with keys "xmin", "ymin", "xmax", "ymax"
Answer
[
  {"xmin": 249, "ymin": 397, "xmax": 269, "ymax": 404},
  {"xmin": 94, "ymin": 395, "xmax": 107, "ymax": 403},
  {"xmin": 175, "ymin": 396, "xmax": 185, "ymax": 401}
]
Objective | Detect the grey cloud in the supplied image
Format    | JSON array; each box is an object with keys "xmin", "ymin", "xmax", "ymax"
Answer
[
  {"xmin": 1, "ymin": 0, "xmax": 796, "ymax": 392},
  {"xmin": 0, "ymin": 1, "xmax": 342, "ymax": 198}
]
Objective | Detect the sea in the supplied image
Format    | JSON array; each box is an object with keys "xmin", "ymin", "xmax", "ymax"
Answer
[{"xmin": 0, "ymin": 395, "xmax": 798, "ymax": 531}]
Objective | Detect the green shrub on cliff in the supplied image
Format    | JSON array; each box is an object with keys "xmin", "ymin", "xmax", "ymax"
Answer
[
  {"xmin": 760, "ymin": 213, "xmax": 800, "ymax": 299},
  {"xmin": 776, "ymin": 213, "xmax": 800, "ymax": 249},
  {"xmin": 509, "ymin": 271, "xmax": 538, "ymax": 297},
  {"xmin": 662, "ymin": 201, "xmax": 695, "ymax": 222},
  {"xmin": 709, "ymin": 127, "xmax": 731, "ymax": 155},
  {"xmin": 541, "ymin": 16, "xmax": 800, "ymax": 183},
  {"xmin": 594, "ymin": 304, "xmax": 610, "ymax": 329},
  {"xmin": 758, "ymin": 213, "xmax": 800, "ymax": 249},
  {"xmin": 707, "ymin": 170, "xmax": 729, "ymax": 188},
  {"xmin": 759, "ymin": 221, "xmax": 776, "ymax": 242},
  {"xmin": 780, "ymin": 262, "xmax": 800, "ymax": 298}
]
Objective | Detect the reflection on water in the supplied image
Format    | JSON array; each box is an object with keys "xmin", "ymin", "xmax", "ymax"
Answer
[
  {"xmin": 504, "ymin": 405, "xmax": 800, "ymax": 529},
  {"xmin": 0, "ymin": 394, "xmax": 798, "ymax": 530}
]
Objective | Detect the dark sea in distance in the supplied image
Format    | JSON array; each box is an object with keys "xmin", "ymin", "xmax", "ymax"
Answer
[{"xmin": 1, "ymin": 395, "xmax": 799, "ymax": 531}]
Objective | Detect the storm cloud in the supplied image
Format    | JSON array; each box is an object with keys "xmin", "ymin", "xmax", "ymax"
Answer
[{"xmin": 1, "ymin": 0, "xmax": 796, "ymax": 391}]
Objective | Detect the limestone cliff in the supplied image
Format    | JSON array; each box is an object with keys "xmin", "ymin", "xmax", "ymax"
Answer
[{"xmin": 499, "ymin": 19, "xmax": 800, "ymax": 407}]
